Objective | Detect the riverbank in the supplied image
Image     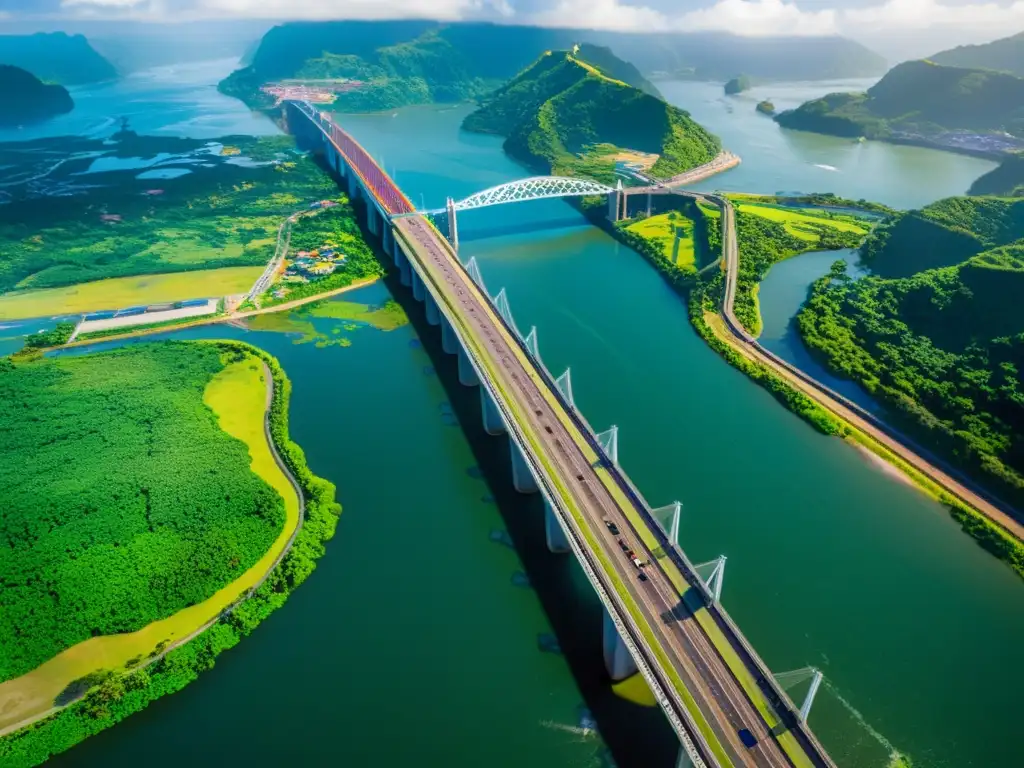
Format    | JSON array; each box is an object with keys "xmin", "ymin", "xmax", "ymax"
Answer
[{"xmin": 0, "ymin": 341, "xmax": 341, "ymax": 765}]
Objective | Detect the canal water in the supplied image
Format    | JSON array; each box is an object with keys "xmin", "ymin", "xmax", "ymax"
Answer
[{"xmin": 13, "ymin": 62, "xmax": 1022, "ymax": 768}]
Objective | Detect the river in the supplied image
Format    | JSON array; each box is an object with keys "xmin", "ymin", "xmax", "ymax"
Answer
[{"xmin": 18, "ymin": 63, "xmax": 1023, "ymax": 768}]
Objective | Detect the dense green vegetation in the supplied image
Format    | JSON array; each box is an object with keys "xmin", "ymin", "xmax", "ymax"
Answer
[
  {"xmin": 219, "ymin": 21, "xmax": 884, "ymax": 113},
  {"xmin": 931, "ymin": 30, "xmax": 1024, "ymax": 77},
  {"xmin": 0, "ymin": 134, "xmax": 339, "ymax": 297},
  {"xmin": 0, "ymin": 341, "xmax": 342, "ymax": 766},
  {"xmin": 260, "ymin": 207, "xmax": 385, "ymax": 307},
  {"xmin": 463, "ymin": 51, "xmax": 720, "ymax": 183},
  {"xmin": 0, "ymin": 32, "xmax": 116, "ymax": 86},
  {"xmin": 756, "ymin": 100, "xmax": 775, "ymax": 115},
  {"xmin": 718, "ymin": 200, "xmax": 870, "ymax": 335},
  {"xmin": 969, "ymin": 153, "xmax": 1024, "ymax": 197},
  {"xmin": 724, "ymin": 75, "xmax": 751, "ymax": 95},
  {"xmin": 776, "ymin": 60, "xmax": 1024, "ymax": 141},
  {"xmin": 798, "ymin": 195, "xmax": 1024, "ymax": 511},
  {"xmin": 20, "ymin": 322, "xmax": 75, "ymax": 351},
  {"xmin": 859, "ymin": 196, "xmax": 1024, "ymax": 277},
  {"xmin": 0, "ymin": 343, "xmax": 286, "ymax": 681},
  {"xmin": 0, "ymin": 66, "xmax": 74, "ymax": 127}
]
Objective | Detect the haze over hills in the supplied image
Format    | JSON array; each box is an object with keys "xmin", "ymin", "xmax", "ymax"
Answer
[
  {"xmin": 930, "ymin": 31, "xmax": 1024, "ymax": 77},
  {"xmin": 0, "ymin": 66, "xmax": 74, "ymax": 127},
  {"xmin": 219, "ymin": 20, "xmax": 887, "ymax": 113},
  {"xmin": 462, "ymin": 49, "xmax": 720, "ymax": 183},
  {"xmin": 775, "ymin": 60, "xmax": 1024, "ymax": 156},
  {"xmin": 0, "ymin": 33, "xmax": 116, "ymax": 86}
]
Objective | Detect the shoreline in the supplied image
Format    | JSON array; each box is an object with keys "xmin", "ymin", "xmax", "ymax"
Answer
[{"xmin": 0, "ymin": 343, "xmax": 341, "ymax": 764}]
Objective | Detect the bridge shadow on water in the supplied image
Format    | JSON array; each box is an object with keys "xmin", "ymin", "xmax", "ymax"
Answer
[{"xmin": 381, "ymin": 266, "xmax": 680, "ymax": 768}]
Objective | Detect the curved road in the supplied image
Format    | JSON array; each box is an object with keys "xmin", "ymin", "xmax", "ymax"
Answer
[{"xmin": 713, "ymin": 197, "xmax": 1024, "ymax": 541}]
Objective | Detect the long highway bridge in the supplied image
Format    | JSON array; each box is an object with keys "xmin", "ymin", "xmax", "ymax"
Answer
[{"xmin": 285, "ymin": 100, "xmax": 835, "ymax": 768}]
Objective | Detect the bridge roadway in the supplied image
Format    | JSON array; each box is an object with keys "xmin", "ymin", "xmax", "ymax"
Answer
[
  {"xmin": 287, "ymin": 100, "xmax": 833, "ymax": 767},
  {"xmin": 393, "ymin": 214, "xmax": 819, "ymax": 768}
]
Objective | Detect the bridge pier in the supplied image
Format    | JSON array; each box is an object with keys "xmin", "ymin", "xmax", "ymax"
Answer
[
  {"xmin": 440, "ymin": 316, "xmax": 459, "ymax": 355},
  {"xmin": 544, "ymin": 500, "xmax": 569, "ymax": 553},
  {"xmin": 395, "ymin": 244, "xmax": 412, "ymax": 287},
  {"xmin": 411, "ymin": 269, "xmax": 426, "ymax": 302},
  {"xmin": 603, "ymin": 605, "xmax": 638, "ymax": 681},
  {"xmin": 367, "ymin": 206, "xmax": 381, "ymax": 238},
  {"xmin": 481, "ymin": 388, "xmax": 506, "ymax": 435},
  {"xmin": 457, "ymin": 347, "xmax": 479, "ymax": 387},
  {"xmin": 446, "ymin": 197, "xmax": 459, "ymax": 251},
  {"xmin": 347, "ymin": 171, "xmax": 359, "ymax": 200},
  {"xmin": 509, "ymin": 439, "xmax": 540, "ymax": 494},
  {"xmin": 424, "ymin": 291, "xmax": 441, "ymax": 326},
  {"xmin": 382, "ymin": 222, "xmax": 394, "ymax": 258}
]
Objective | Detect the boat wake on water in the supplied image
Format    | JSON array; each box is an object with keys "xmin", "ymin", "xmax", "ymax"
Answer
[
  {"xmin": 813, "ymin": 163, "xmax": 840, "ymax": 172},
  {"xmin": 824, "ymin": 680, "xmax": 913, "ymax": 768}
]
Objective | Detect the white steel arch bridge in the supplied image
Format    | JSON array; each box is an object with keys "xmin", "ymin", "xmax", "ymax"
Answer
[{"xmin": 407, "ymin": 176, "xmax": 617, "ymax": 216}]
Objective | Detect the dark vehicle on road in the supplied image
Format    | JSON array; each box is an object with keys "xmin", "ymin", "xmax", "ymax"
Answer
[
  {"xmin": 638, "ymin": 571, "xmax": 648, "ymax": 582},
  {"xmin": 738, "ymin": 728, "xmax": 758, "ymax": 749},
  {"xmin": 603, "ymin": 518, "xmax": 620, "ymax": 535}
]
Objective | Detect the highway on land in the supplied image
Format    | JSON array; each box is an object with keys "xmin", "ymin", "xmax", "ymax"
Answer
[
  {"xmin": 394, "ymin": 215, "xmax": 815, "ymax": 768},
  {"xmin": 714, "ymin": 199, "xmax": 1024, "ymax": 542}
]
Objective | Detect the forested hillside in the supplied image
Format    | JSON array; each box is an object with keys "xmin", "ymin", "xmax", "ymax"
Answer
[
  {"xmin": 0, "ymin": 65, "xmax": 74, "ymax": 126},
  {"xmin": 969, "ymin": 153, "xmax": 1024, "ymax": 197},
  {"xmin": 463, "ymin": 51, "xmax": 719, "ymax": 183},
  {"xmin": 0, "ymin": 343, "xmax": 286, "ymax": 680},
  {"xmin": 931, "ymin": 31, "xmax": 1024, "ymax": 77},
  {"xmin": 0, "ymin": 32, "xmax": 116, "ymax": 85},
  {"xmin": 798, "ymin": 195, "xmax": 1024, "ymax": 506},
  {"xmin": 219, "ymin": 21, "xmax": 885, "ymax": 112},
  {"xmin": 775, "ymin": 60, "xmax": 1024, "ymax": 142}
]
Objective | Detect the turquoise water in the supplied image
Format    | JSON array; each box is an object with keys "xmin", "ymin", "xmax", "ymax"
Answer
[{"xmin": 11, "ymin": 64, "xmax": 1024, "ymax": 768}]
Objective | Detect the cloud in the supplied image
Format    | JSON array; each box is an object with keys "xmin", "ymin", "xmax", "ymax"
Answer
[
  {"xmin": 61, "ymin": 0, "xmax": 147, "ymax": 7},
  {"xmin": 675, "ymin": 0, "xmax": 838, "ymax": 36},
  {"xmin": 843, "ymin": 0, "xmax": 1024, "ymax": 35},
  {"xmin": 530, "ymin": 0, "xmax": 666, "ymax": 31}
]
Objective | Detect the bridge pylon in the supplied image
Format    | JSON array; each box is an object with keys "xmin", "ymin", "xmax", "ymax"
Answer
[
  {"xmin": 596, "ymin": 425, "xmax": 619, "ymax": 466},
  {"xmin": 694, "ymin": 556, "xmax": 726, "ymax": 604},
  {"xmin": 773, "ymin": 667, "xmax": 825, "ymax": 723},
  {"xmin": 524, "ymin": 326, "xmax": 540, "ymax": 360},
  {"xmin": 555, "ymin": 368, "xmax": 575, "ymax": 408},
  {"xmin": 446, "ymin": 196, "xmax": 459, "ymax": 251},
  {"xmin": 652, "ymin": 502, "xmax": 682, "ymax": 545}
]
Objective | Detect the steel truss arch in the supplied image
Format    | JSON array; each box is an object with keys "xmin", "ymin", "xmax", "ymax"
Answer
[{"xmin": 436, "ymin": 176, "xmax": 616, "ymax": 213}]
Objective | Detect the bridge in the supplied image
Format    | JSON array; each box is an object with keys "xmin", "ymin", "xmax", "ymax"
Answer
[{"xmin": 285, "ymin": 101, "xmax": 833, "ymax": 768}]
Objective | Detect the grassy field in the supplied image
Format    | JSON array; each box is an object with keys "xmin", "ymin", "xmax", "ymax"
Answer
[
  {"xmin": 0, "ymin": 266, "xmax": 262, "ymax": 321},
  {"xmin": 731, "ymin": 200, "xmax": 872, "ymax": 242},
  {"xmin": 625, "ymin": 213, "xmax": 697, "ymax": 269},
  {"xmin": 0, "ymin": 353, "xmax": 300, "ymax": 733}
]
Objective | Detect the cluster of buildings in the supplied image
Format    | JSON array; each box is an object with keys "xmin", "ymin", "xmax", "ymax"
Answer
[
  {"xmin": 261, "ymin": 81, "xmax": 366, "ymax": 106},
  {"xmin": 279, "ymin": 245, "xmax": 347, "ymax": 288}
]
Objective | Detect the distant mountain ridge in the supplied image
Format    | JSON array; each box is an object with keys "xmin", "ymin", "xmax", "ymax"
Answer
[
  {"xmin": 930, "ymin": 31, "xmax": 1024, "ymax": 77},
  {"xmin": 775, "ymin": 60, "xmax": 1024, "ymax": 155},
  {"xmin": 0, "ymin": 65, "xmax": 74, "ymax": 126},
  {"xmin": 463, "ymin": 50, "xmax": 720, "ymax": 183},
  {"xmin": 0, "ymin": 33, "xmax": 116, "ymax": 85},
  {"xmin": 219, "ymin": 20, "xmax": 886, "ymax": 112}
]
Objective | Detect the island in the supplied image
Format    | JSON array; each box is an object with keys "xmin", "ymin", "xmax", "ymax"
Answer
[
  {"xmin": 218, "ymin": 20, "xmax": 886, "ymax": 112},
  {"xmin": 0, "ymin": 65, "xmax": 74, "ymax": 126},
  {"xmin": 756, "ymin": 100, "xmax": 775, "ymax": 116},
  {"xmin": 724, "ymin": 75, "xmax": 751, "ymax": 95},
  {"xmin": 462, "ymin": 49, "xmax": 720, "ymax": 183},
  {"xmin": 774, "ymin": 59, "xmax": 1024, "ymax": 158},
  {"xmin": 0, "ymin": 340, "xmax": 341, "ymax": 764},
  {"xmin": 0, "ymin": 32, "xmax": 116, "ymax": 85}
]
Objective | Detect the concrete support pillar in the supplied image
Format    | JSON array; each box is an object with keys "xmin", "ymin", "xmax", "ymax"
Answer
[
  {"xmin": 509, "ymin": 439, "xmax": 539, "ymax": 494},
  {"xmin": 367, "ymin": 207, "xmax": 381, "ymax": 238},
  {"xmin": 411, "ymin": 269, "xmax": 426, "ymax": 302},
  {"xmin": 544, "ymin": 500, "xmax": 569, "ymax": 553},
  {"xmin": 603, "ymin": 606, "xmax": 638, "ymax": 681},
  {"xmin": 457, "ymin": 347, "xmax": 479, "ymax": 387},
  {"xmin": 607, "ymin": 190, "xmax": 618, "ymax": 222},
  {"xmin": 441, "ymin": 316, "xmax": 459, "ymax": 355},
  {"xmin": 396, "ymin": 247, "xmax": 412, "ymax": 287},
  {"xmin": 480, "ymin": 388, "xmax": 506, "ymax": 435},
  {"xmin": 382, "ymin": 224, "xmax": 393, "ymax": 259},
  {"xmin": 424, "ymin": 292, "xmax": 441, "ymax": 326},
  {"xmin": 676, "ymin": 746, "xmax": 695, "ymax": 768},
  {"xmin": 446, "ymin": 197, "xmax": 459, "ymax": 251},
  {"xmin": 347, "ymin": 172, "xmax": 358, "ymax": 199}
]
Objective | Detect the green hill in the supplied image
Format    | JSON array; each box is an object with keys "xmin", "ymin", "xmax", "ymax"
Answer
[
  {"xmin": 775, "ymin": 60, "xmax": 1024, "ymax": 146},
  {"xmin": 0, "ymin": 65, "xmax": 74, "ymax": 126},
  {"xmin": 219, "ymin": 21, "xmax": 885, "ymax": 112},
  {"xmin": 860, "ymin": 196, "xmax": 1024, "ymax": 276},
  {"xmin": 970, "ymin": 153, "xmax": 1024, "ymax": 197},
  {"xmin": 798, "ymin": 196, "xmax": 1024, "ymax": 507},
  {"xmin": 463, "ymin": 51, "xmax": 719, "ymax": 184},
  {"xmin": 725, "ymin": 75, "xmax": 752, "ymax": 95},
  {"xmin": 931, "ymin": 31, "xmax": 1024, "ymax": 77},
  {"xmin": 0, "ymin": 32, "xmax": 116, "ymax": 85}
]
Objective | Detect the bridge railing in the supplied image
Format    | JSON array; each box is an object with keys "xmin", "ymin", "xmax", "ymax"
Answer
[{"xmin": 289, "ymin": 102, "xmax": 828, "ymax": 764}]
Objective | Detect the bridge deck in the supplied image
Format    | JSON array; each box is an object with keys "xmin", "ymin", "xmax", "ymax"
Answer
[{"xmin": 292, "ymin": 100, "xmax": 831, "ymax": 768}]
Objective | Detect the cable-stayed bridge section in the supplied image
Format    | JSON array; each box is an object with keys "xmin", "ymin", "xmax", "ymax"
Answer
[{"xmin": 285, "ymin": 101, "xmax": 832, "ymax": 768}]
